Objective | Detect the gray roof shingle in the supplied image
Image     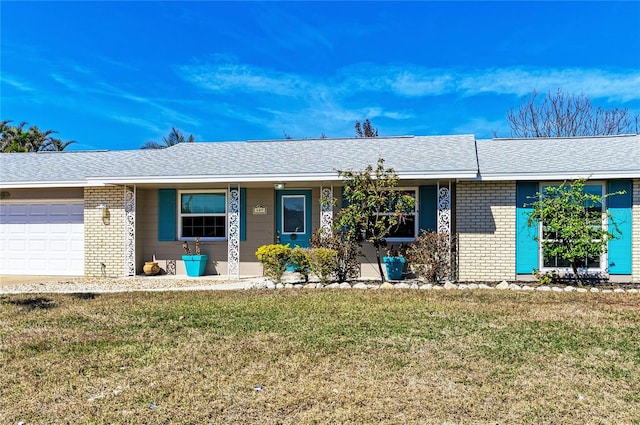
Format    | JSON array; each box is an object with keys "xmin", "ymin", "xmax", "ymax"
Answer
[
  {"xmin": 476, "ymin": 134, "xmax": 640, "ymax": 180},
  {"xmin": 1, "ymin": 135, "xmax": 478, "ymax": 186}
]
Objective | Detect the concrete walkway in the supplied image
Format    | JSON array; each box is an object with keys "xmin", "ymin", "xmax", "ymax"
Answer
[{"xmin": 0, "ymin": 275, "xmax": 260, "ymax": 294}]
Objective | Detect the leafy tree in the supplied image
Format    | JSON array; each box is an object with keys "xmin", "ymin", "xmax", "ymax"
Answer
[
  {"xmin": 527, "ymin": 178, "xmax": 623, "ymax": 285},
  {"xmin": 141, "ymin": 127, "xmax": 195, "ymax": 149},
  {"xmin": 331, "ymin": 158, "xmax": 415, "ymax": 282},
  {"xmin": 354, "ymin": 119, "xmax": 378, "ymax": 138},
  {"xmin": 506, "ymin": 89, "xmax": 639, "ymax": 138},
  {"xmin": 0, "ymin": 120, "xmax": 75, "ymax": 152}
]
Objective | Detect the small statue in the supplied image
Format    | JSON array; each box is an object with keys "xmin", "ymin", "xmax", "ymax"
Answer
[
  {"xmin": 195, "ymin": 237, "xmax": 201, "ymax": 255},
  {"xmin": 182, "ymin": 241, "xmax": 191, "ymax": 254}
]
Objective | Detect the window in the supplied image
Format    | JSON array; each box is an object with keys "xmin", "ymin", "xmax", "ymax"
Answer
[
  {"xmin": 386, "ymin": 189, "xmax": 417, "ymax": 241},
  {"xmin": 539, "ymin": 182, "xmax": 605, "ymax": 271},
  {"xmin": 179, "ymin": 191, "xmax": 226, "ymax": 239},
  {"xmin": 282, "ymin": 195, "xmax": 306, "ymax": 234}
]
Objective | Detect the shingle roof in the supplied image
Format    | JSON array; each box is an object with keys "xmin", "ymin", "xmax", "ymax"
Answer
[
  {"xmin": 476, "ymin": 134, "xmax": 640, "ymax": 180},
  {"xmin": 0, "ymin": 135, "xmax": 479, "ymax": 187},
  {"xmin": 2, "ymin": 133, "xmax": 638, "ymax": 188}
]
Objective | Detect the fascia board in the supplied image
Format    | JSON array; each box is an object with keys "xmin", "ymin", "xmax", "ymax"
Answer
[
  {"xmin": 0, "ymin": 181, "xmax": 98, "ymax": 189},
  {"xmin": 87, "ymin": 171, "xmax": 479, "ymax": 185},
  {"xmin": 474, "ymin": 171, "xmax": 640, "ymax": 181}
]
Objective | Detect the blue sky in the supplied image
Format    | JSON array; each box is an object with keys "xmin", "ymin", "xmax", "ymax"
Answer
[{"xmin": 2, "ymin": 1, "xmax": 639, "ymax": 151}]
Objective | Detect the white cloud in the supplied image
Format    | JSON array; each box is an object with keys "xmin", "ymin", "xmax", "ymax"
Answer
[{"xmin": 2, "ymin": 75, "xmax": 35, "ymax": 92}]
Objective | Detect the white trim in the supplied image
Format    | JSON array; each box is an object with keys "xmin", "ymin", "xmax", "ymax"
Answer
[
  {"xmin": 385, "ymin": 187, "xmax": 419, "ymax": 243},
  {"xmin": 177, "ymin": 189, "xmax": 228, "ymax": 241},
  {"xmin": 472, "ymin": 172, "xmax": 640, "ymax": 181},
  {"xmin": 84, "ymin": 171, "xmax": 479, "ymax": 186},
  {"xmin": 0, "ymin": 198, "xmax": 83, "ymax": 204},
  {"xmin": 537, "ymin": 181, "xmax": 609, "ymax": 273},
  {"xmin": 280, "ymin": 194, "xmax": 307, "ymax": 235}
]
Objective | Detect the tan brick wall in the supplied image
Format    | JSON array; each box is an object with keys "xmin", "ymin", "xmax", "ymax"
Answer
[
  {"xmin": 633, "ymin": 179, "xmax": 640, "ymax": 283},
  {"xmin": 84, "ymin": 186, "xmax": 126, "ymax": 277},
  {"xmin": 456, "ymin": 181, "xmax": 516, "ymax": 282}
]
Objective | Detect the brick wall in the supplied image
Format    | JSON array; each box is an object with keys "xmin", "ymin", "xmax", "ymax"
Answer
[
  {"xmin": 633, "ymin": 179, "xmax": 640, "ymax": 283},
  {"xmin": 456, "ymin": 181, "xmax": 516, "ymax": 282},
  {"xmin": 84, "ymin": 186, "xmax": 126, "ymax": 277}
]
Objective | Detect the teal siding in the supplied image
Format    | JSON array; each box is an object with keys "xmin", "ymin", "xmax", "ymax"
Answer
[
  {"xmin": 158, "ymin": 189, "xmax": 177, "ymax": 241},
  {"xmin": 240, "ymin": 188, "xmax": 247, "ymax": 241},
  {"xmin": 418, "ymin": 185, "xmax": 437, "ymax": 232},
  {"xmin": 608, "ymin": 180, "xmax": 632, "ymax": 275},
  {"xmin": 516, "ymin": 182, "xmax": 539, "ymax": 274}
]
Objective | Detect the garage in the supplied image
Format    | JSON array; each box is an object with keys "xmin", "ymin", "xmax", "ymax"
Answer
[{"xmin": 0, "ymin": 201, "xmax": 84, "ymax": 276}]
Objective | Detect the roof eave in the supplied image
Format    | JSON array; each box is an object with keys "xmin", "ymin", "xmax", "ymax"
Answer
[{"xmin": 474, "ymin": 171, "xmax": 640, "ymax": 181}]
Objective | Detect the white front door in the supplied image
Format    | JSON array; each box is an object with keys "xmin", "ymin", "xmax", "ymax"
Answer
[{"xmin": 0, "ymin": 201, "xmax": 84, "ymax": 275}]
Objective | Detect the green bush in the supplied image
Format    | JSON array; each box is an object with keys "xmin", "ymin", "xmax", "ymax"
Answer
[
  {"xmin": 290, "ymin": 247, "xmax": 312, "ymax": 282},
  {"xmin": 309, "ymin": 247, "xmax": 338, "ymax": 283},
  {"xmin": 255, "ymin": 244, "xmax": 291, "ymax": 283}
]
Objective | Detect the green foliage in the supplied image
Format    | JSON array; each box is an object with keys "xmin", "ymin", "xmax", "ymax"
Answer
[
  {"xmin": 406, "ymin": 231, "xmax": 451, "ymax": 282},
  {"xmin": 290, "ymin": 247, "xmax": 312, "ymax": 282},
  {"xmin": 331, "ymin": 158, "xmax": 416, "ymax": 282},
  {"xmin": 140, "ymin": 127, "xmax": 195, "ymax": 149},
  {"xmin": 255, "ymin": 244, "xmax": 292, "ymax": 283},
  {"xmin": 1, "ymin": 120, "xmax": 75, "ymax": 152},
  {"xmin": 309, "ymin": 247, "xmax": 338, "ymax": 283},
  {"xmin": 532, "ymin": 269, "xmax": 559, "ymax": 285},
  {"xmin": 527, "ymin": 178, "xmax": 623, "ymax": 284},
  {"xmin": 311, "ymin": 229, "xmax": 360, "ymax": 282}
]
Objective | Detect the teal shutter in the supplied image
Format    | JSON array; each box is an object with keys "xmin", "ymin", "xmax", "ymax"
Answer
[
  {"xmin": 608, "ymin": 180, "xmax": 632, "ymax": 275},
  {"xmin": 240, "ymin": 188, "xmax": 247, "ymax": 241},
  {"xmin": 516, "ymin": 182, "xmax": 539, "ymax": 274},
  {"xmin": 158, "ymin": 189, "xmax": 177, "ymax": 241},
  {"xmin": 418, "ymin": 185, "xmax": 437, "ymax": 232}
]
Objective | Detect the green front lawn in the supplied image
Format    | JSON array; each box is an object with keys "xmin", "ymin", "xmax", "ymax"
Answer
[{"xmin": 1, "ymin": 290, "xmax": 638, "ymax": 424}]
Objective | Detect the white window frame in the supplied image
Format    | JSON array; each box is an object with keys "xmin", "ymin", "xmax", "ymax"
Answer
[
  {"xmin": 178, "ymin": 190, "xmax": 227, "ymax": 241},
  {"xmin": 385, "ymin": 187, "xmax": 419, "ymax": 243},
  {"xmin": 537, "ymin": 181, "xmax": 608, "ymax": 273},
  {"xmin": 281, "ymin": 194, "xmax": 306, "ymax": 235}
]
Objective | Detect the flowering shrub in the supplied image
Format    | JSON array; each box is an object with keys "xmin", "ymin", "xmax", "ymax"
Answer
[{"xmin": 255, "ymin": 244, "xmax": 291, "ymax": 283}]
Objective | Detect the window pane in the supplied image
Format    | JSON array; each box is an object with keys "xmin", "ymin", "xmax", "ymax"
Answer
[
  {"xmin": 389, "ymin": 216, "xmax": 415, "ymax": 238},
  {"xmin": 181, "ymin": 193, "xmax": 226, "ymax": 214},
  {"xmin": 181, "ymin": 216, "xmax": 226, "ymax": 238},
  {"xmin": 283, "ymin": 195, "xmax": 305, "ymax": 233}
]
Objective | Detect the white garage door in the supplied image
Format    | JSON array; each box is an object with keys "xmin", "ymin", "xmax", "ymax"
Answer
[{"xmin": 0, "ymin": 201, "xmax": 84, "ymax": 276}]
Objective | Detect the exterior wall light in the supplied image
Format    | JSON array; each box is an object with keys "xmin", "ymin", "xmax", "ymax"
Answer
[
  {"xmin": 97, "ymin": 203, "xmax": 110, "ymax": 224},
  {"xmin": 274, "ymin": 183, "xmax": 285, "ymax": 190}
]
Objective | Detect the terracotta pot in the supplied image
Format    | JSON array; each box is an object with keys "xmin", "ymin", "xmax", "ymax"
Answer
[{"xmin": 143, "ymin": 261, "xmax": 160, "ymax": 276}]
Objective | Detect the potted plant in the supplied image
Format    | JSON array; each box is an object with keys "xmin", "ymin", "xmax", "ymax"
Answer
[
  {"xmin": 181, "ymin": 237, "xmax": 208, "ymax": 277},
  {"xmin": 382, "ymin": 244, "xmax": 407, "ymax": 280}
]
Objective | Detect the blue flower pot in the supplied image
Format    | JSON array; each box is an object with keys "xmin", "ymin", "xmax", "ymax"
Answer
[
  {"xmin": 383, "ymin": 256, "xmax": 405, "ymax": 280},
  {"xmin": 182, "ymin": 254, "xmax": 208, "ymax": 277}
]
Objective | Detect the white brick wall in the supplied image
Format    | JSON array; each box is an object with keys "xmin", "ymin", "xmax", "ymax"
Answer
[
  {"xmin": 456, "ymin": 181, "xmax": 516, "ymax": 282},
  {"xmin": 84, "ymin": 186, "xmax": 126, "ymax": 277}
]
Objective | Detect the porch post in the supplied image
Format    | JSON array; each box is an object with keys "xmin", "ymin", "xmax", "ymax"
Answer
[
  {"xmin": 228, "ymin": 185, "xmax": 240, "ymax": 278},
  {"xmin": 437, "ymin": 181, "xmax": 451, "ymax": 235},
  {"xmin": 438, "ymin": 181, "xmax": 452, "ymax": 278},
  {"xmin": 124, "ymin": 185, "xmax": 136, "ymax": 276},
  {"xmin": 320, "ymin": 186, "xmax": 333, "ymax": 237}
]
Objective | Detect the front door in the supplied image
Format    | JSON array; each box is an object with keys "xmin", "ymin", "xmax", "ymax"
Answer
[{"xmin": 276, "ymin": 190, "xmax": 312, "ymax": 248}]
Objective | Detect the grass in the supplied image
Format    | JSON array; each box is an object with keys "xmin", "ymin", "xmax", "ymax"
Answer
[{"xmin": 1, "ymin": 289, "xmax": 639, "ymax": 424}]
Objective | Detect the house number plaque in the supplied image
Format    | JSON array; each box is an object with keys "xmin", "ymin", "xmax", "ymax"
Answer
[{"xmin": 253, "ymin": 205, "xmax": 267, "ymax": 215}]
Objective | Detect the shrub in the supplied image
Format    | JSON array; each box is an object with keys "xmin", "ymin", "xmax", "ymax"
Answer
[
  {"xmin": 290, "ymin": 247, "xmax": 312, "ymax": 282},
  {"xmin": 533, "ymin": 269, "xmax": 559, "ymax": 285},
  {"xmin": 309, "ymin": 247, "xmax": 338, "ymax": 283},
  {"xmin": 311, "ymin": 228, "xmax": 360, "ymax": 282},
  {"xmin": 255, "ymin": 244, "xmax": 291, "ymax": 283},
  {"xmin": 407, "ymin": 231, "xmax": 450, "ymax": 282}
]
